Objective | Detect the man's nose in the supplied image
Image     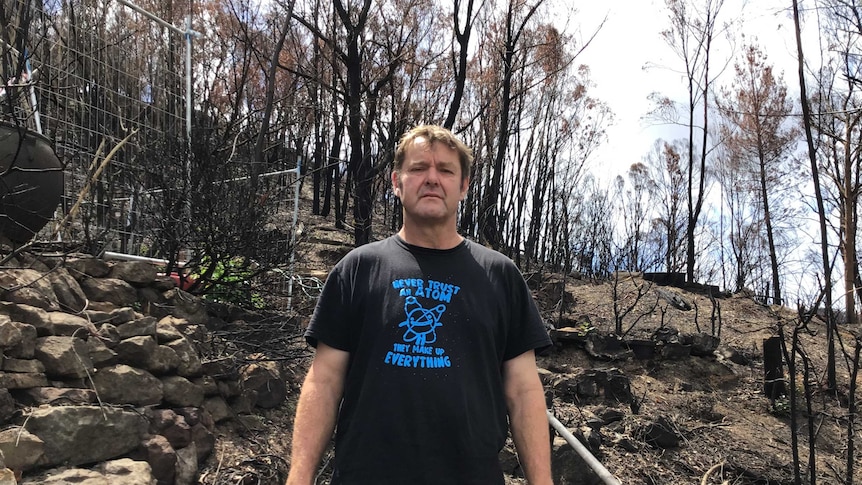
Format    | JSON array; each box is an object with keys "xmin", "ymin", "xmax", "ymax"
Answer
[{"xmin": 425, "ymin": 166, "xmax": 440, "ymax": 185}]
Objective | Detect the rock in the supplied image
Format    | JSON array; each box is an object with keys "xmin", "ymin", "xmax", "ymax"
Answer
[
  {"xmin": 145, "ymin": 345, "xmax": 180, "ymax": 375},
  {"xmin": 660, "ymin": 342, "xmax": 691, "ymax": 360},
  {"xmin": 3, "ymin": 322, "xmax": 38, "ymax": 359},
  {"xmin": 116, "ymin": 317, "xmax": 157, "ymax": 340},
  {"xmin": 151, "ymin": 275, "xmax": 176, "ymax": 292},
  {"xmin": 155, "ymin": 317, "xmax": 185, "ymax": 343},
  {"xmin": 45, "ymin": 268, "xmax": 88, "ymax": 313},
  {"xmin": 80, "ymin": 278, "xmax": 138, "ymax": 307},
  {"xmin": 115, "ymin": 335, "xmax": 157, "ymax": 368},
  {"xmin": 193, "ymin": 376, "xmax": 219, "ymax": 396},
  {"xmin": 217, "ymin": 379, "xmax": 241, "ymax": 398},
  {"xmin": 551, "ymin": 369, "xmax": 634, "ymax": 404},
  {"xmin": 163, "ymin": 289, "xmax": 208, "ymax": 325},
  {"xmin": 96, "ymin": 323, "xmax": 121, "ymax": 347},
  {"xmin": 87, "ymin": 337, "xmax": 119, "ymax": 367},
  {"xmin": 239, "ymin": 359, "xmax": 286, "ymax": 409},
  {"xmin": 100, "ymin": 458, "xmax": 157, "ymax": 485},
  {"xmin": 161, "ymin": 375, "xmax": 204, "ymax": 407},
  {"xmin": 0, "ymin": 427, "xmax": 44, "ymax": 473},
  {"xmin": 655, "ymin": 287, "xmax": 692, "ymax": 310},
  {"xmin": 47, "ymin": 311, "xmax": 93, "ymax": 337},
  {"xmin": 0, "ymin": 269, "xmax": 59, "ymax": 310},
  {"xmin": 25, "ymin": 459, "xmax": 157, "ymax": 485},
  {"xmin": 684, "ymin": 332, "xmax": 720, "ymax": 356},
  {"xmin": 0, "ymin": 372, "xmax": 48, "ymax": 389},
  {"xmin": 92, "ymin": 364, "xmax": 163, "ymax": 406},
  {"xmin": 5, "ymin": 322, "xmax": 37, "ymax": 359},
  {"xmin": 585, "ymin": 333, "xmax": 632, "ymax": 360},
  {"xmin": 164, "ymin": 338, "xmax": 202, "ymax": 377},
  {"xmin": 0, "ymin": 468, "xmax": 15, "ymax": 485},
  {"xmin": 66, "ymin": 257, "xmax": 111, "ymax": 278},
  {"xmin": 22, "ymin": 406, "xmax": 147, "ymax": 467},
  {"xmin": 638, "ymin": 415, "xmax": 682, "ymax": 449},
  {"xmin": 34, "ymin": 336, "xmax": 93, "ymax": 378},
  {"xmin": 139, "ymin": 435, "xmax": 176, "ymax": 485},
  {"xmin": 601, "ymin": 369, "xmax": 635, "ymax": 404},
  {"xmin": 611, "ymin": 433, "xmax": 639, "ymax": 452},
  {"xmin": 137, "ymin": 287, "xmax": 170, "ymax": 319},
  {"xmin": 652, "ymin": 326, "xmax": 679, "ymax": 343},
  {"xmin": 596, "ymin": 407, "xmax": 625, "ymax": 425},
  {"xmin": 0, "ymin": 317, "xmax": 23, "ymax": 348},
  {"xmin": 0, "ymin": 303, "xmax": 51, "ymax": 336},
  {"xmin": 717, "ymin": 345, "xmax": 749, "ymax": 365},
  {"xmin": 203, "ymin": 396, "xmax": 232, "ymax": 423},
  {"xmin": 550, "ymin": 436, "xmax": 602, "ymax": 485},
  {"xmin": 190, "ymin": 423, "xmax": 215, "ymax": 461},
  {"xmin": 85, "ymin": 306, "xmax": 136, "ymax": 326},
  {"xmin": 201, "ymin": 357, "xmax": 237, "ymax": 379},
  {"xmin": 148, "ymin": 409, "xmax": 192, "ymax": 449},
  {"xmin": 13, "ymin": 387, "xmax": 96, "ymax": 405},
  {"xmin": 21, "ymin": 467, "xmax": 104, "ymax": 484},
  {"xmin": 625, "ymin": 339, "xmax": 656, "ymax": 360},
  {"xmin": 2, "ymin": 358, "xmax": 45, "ymax": 373},
  {"xmin": 0, "ymin": 389, "xmax": 15, "ymax": 424},
  {"xmin": 109, "ymin": 261, "xmax": 158, "ymax": 286},
  {"xmin": 174, "ymin": 442, "xmax": 198, "ymax": 485}
]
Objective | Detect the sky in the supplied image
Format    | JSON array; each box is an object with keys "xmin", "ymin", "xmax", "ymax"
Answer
[
  {"xmin": 567, "ymin": 0, "xmax": 804, "ymax": 182},
  {"xmin": 564, "ymin": 0, "xmax": 831, "ymax": 297}
]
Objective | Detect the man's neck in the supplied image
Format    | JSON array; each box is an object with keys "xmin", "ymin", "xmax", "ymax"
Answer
[{"xmin": 397, "ymin": 225, "xmax": 463, "ymax": 250}]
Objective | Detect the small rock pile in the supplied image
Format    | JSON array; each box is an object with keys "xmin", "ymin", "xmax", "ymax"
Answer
[{"xmin": 0, "ymin": 251, "xmax": 287, "ymax": 484}]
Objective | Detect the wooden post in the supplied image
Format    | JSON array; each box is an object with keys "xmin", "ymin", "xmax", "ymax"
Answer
[{"xmin": 763, "ymin": 336, "xmax": 786, "ymax": 399}]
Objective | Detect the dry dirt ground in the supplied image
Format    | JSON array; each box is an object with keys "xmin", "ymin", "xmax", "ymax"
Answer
[{"xmin": 196, "ymin": 206, "xmax": 862, "ymax": 485}]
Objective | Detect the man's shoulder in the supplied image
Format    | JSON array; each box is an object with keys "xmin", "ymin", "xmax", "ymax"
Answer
[
  {"xmin": 464, "ymin": 238, "xmax": 516, "ymax": 266},
  {"xmin": 337, "ymin": 236, "xmax": 399, "ymax": 263}
]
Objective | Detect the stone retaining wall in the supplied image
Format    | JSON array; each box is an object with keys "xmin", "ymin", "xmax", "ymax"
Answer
[{"xmin": 0, "ymin": 252, "xmax": 285, "ymax": 484}]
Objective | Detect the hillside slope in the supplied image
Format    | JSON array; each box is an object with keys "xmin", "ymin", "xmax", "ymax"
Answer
[{"xmin": 200, "ymin": 199, "xmax": 861, "ymax": 485}]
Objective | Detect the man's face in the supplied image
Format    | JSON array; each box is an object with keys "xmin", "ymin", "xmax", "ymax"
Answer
[{"xmin": 392, "ymin": 137, "xmax": 468, "ymax": 225}]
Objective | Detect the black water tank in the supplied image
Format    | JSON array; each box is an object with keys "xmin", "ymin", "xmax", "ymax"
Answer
[{"xmin": 0, "ymin": 122, "xmax": 63, "ymax": 243}]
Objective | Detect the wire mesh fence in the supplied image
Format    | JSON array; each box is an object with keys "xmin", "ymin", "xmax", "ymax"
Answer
[
  {"xmin": 0, "ymin": 0, "xmax": 310, "ymax": 312},
  {"xmin": 26, "ymin": 0, "xmax": 188, "ymax": 253}
]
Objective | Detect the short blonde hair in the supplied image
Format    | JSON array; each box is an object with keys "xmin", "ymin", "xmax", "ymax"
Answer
[{"xmin": 393, "ymin": 125, "xmax": 473, "ymax": 181}]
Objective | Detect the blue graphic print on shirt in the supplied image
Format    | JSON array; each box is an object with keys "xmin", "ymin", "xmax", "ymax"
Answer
[
  {"xmin": 400, "ymin": 296, "xmax": 444, "ymax": 345},
  {"xmin": 383, "ymin": 278, "xmax": 461, "ymax": 369}
]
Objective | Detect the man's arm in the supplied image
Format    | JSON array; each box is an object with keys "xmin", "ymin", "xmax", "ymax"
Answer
[
  {"xmin": 285, "ymin": 343, "xmax": 350, "ymax": 485},
  {"xmin": 503, "ymin": 349, "xmax": 553, "ymax": 485}
]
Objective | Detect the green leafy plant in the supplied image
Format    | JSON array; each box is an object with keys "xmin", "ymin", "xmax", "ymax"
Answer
[
  {"xmin": 193, "ymin": 256, "xmax": 265, "ymax": 309},
  {"xmin": 574, "ymin": 320, "xmax": 596, "ymax": 337}
]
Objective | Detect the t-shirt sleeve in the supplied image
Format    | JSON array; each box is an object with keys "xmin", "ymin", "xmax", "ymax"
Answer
[
  {"xmin": 502, "ymin": 265, "xmax": 552, "ymax": 361},
  {"xmin": 304, "ymin": 263, "xmax": 354, "ymax": 352}
]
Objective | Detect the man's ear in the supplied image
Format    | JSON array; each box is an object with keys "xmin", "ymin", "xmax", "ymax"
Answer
[
  {"xmin": 460, "ymin": 177, "xmax": 470, "ymax": 199},
  {"xmin": 392, "ymin": 171, "xmax": 402, "ymax": 197}
]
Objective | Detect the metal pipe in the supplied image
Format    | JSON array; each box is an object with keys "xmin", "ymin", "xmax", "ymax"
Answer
[
  {"xmin": 183, "ymin": 15, "xmax": 193, "ymax": 227},
  {"xmin": 185, "ymin": 15, "xmax": 193, "ymax": 146},
  {"xmin": 546, "ymin": 410, "xmax": 622, "ymax": 485},
  {"xmin": 116, "ymin": 0, "xmax": 201, "ymax": 228},
  {"xmin": 25, "ymin": 55, "xmax": 41, "ymax": 134},
  {"xmin": 117, "ymin": 0, "xmax": 201, "ymax": 37},
  {"xmin": 286, "ymin": 163, "xmax": 301, "ymax": 312},
  {"xmin": 103, "ymin": 251, "xmax": 188, "ymax": 268}
]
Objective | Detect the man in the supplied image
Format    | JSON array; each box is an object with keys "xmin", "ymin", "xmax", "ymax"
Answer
[{"xmin": 286, "ymin": 125, "xmax": 553, "ymax": 485}]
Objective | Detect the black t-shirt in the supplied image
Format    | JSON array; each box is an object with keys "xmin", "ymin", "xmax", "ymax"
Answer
[{"xmin": 305, "ymin": 235, "xmax": 551, "ymax": 484}]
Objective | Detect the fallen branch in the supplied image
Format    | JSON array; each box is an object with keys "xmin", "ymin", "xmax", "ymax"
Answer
[{"xmin": 700, "ymin": 461, "xmax": 726, "ymax": 485}]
